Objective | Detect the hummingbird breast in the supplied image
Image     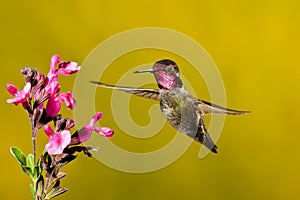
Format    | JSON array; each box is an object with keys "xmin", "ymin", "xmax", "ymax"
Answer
[{"xmin": 159, "ymin": 88, "xmax": 200, "ymax": 137}]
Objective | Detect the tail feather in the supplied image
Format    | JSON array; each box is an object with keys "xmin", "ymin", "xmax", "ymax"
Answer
[
  {"xmin": 194, "ymin": 132, "xmax": 218, "ymax": 153},
  {"xmin": 193, "ymin": 118, "xmax": 218, "ymax": 153},
  {"xmin": 203, "ymin": 134, "xmax": 218, "ymax": 153}
]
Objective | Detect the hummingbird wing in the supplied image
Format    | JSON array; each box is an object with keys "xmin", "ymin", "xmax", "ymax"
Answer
[
  {"xmin": 90, "ymin": 81, "xmax": 160, "ymax": 101},
  {"xmin": 197, "ymin": 99, "xmax": 250, "ymax": 115}
]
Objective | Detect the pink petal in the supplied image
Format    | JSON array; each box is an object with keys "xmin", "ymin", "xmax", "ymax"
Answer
[
  {"xmin": 96, "ymin": 127, "xmax": 114, "ymax": 138},
  {"xmin": 57, "ymin": 61, "xmax": 81, "ymax": 75},
  {"xmin": 44, "ymin": 125, "xmax": 55, "ymax": 137},
  {"xmin": 59, "ymin": 130, "xmax": 71, "ymax": 147},
  {"xmin": 6, "ymin": 82, "xmax": 31, "ymax": 105},
  {"xmin": 37, "ymin": 102, "xmax": 44, "ymax": 110},
  {"xmin": 45, "ymin": 74, "xmax": 59, "ymax": 95},
  {"xmin": 75, "ymin": 112, "xmax": 113, "ymax": 143},
  {"xmin": 23, "ymin": 82, "xmax": 31, "ymax": 93},
  {"xmin": 45, "ymin": 130, "xmax": 71, "ymax": 155},
  {"xmin": 57, "ymin": 92, "xmax": 76, "ymax": 110},
  {"xmin": 77, "ymin": 125, "xmax": 94, "ymax": 142},
  {"xmin": 45, "ymin": 95, "xmax": 61, "ymax": 117},
  {"xmin": 6, "ymin": 84, "xmax": 19, "ymax": 96},
  {"xmin": 50, "ymin": 55, "xmax": 60, "ymax": 74},
  {"xmin": 89, "ymin": 112, "xmax": 102, "ymax": 126}
]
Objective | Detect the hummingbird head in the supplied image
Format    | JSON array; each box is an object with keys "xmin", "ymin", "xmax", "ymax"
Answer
[{"xmin": 134, "ymin": 59, "xmax": 183, "ymax": 89}]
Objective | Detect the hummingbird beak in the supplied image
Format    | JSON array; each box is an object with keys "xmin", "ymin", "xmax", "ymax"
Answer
[{"xmin": 134, "ymin": 69, "xmax": 154, "ymax": 74}]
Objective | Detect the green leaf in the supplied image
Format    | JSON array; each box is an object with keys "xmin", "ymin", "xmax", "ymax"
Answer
[
  {"xmin": 21, "ymin": 166, "xmax": 33, "ymax": 177},
  {"xmin": 37, "ymin": 157, "xmax": 42, "ymax": 169},
  {"xmin": 10, "ymin": 147, "xmax": 26, "ymax": 166},
  {"xmin": 27, "ymin": 154, "xmax": 34, "ymax": 173},
  {"xmin": 33, "ymin": 165, "xmax": 41, "ymax": 181},
  {"xmin": 41, "ymin": 149, "xmax": 48, "ymax": 157},
  {"xmin": 29, "ymin": 184, "xmax": 35, "ymax": 200}
]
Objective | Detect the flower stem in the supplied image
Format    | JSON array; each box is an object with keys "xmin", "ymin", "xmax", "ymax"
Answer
[
  {"xmin": 31, "ymin": 124, "xmax": 38, "ymax": 164},
  {"xmin": 32, "ymin": 136, "xmax": 36, "ymax": 164}
]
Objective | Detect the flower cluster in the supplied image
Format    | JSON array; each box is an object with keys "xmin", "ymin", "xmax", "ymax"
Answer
[
  {"xmin": 6, "ymin": 55, "xmax": 114, "ymax": 155},
  {"xmin": 7, "ymin": 55, "xmax": 114, "ymax": 200}
]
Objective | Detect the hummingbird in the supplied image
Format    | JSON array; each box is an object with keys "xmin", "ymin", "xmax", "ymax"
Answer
[{"xmin": 90, "ymin": 59, "xmax": 249, "ymax": 153}]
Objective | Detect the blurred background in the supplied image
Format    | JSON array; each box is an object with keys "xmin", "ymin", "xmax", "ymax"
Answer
[{"xmin": 1, "ymin": 0, "xmax": 300, "ymax": 199}]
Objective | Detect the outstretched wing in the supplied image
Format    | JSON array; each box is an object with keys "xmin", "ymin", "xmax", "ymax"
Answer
[
  {"xmin": 197, "ymin": 99, "xmax": 250, "ymax": 115},
  {"xmin": 90, "ymin": 81, "xmax": 160, "ymax": 101}
]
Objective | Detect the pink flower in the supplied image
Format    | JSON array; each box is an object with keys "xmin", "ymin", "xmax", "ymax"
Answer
[
  {"xmin": 45, "ymin": 95, "xmax": 61, "ymax": 117},
  {"xmin": 6, "ymin": 82, "xmax": 31, "ymax": 105},
  {"xmin": 44, "ymin": 55, "xmax": 60, "ymax": 96},
  {"xmin": 44, "ymin": 125, "xmax": 71, "ymax": 155},
  {"xmin": 45, "ymin": 92, "xmax": 76, "ymax": 117},
  {"xmin": 96, "ymin": 127, "xmax": 114, "ymax": 138},
  {"xmin": 90, "ymin": 112, "xmax": 102, "ymax": 124},
  {"xmin": 6, "ymin": 84, "xmax": 19, "ymax": 96},
  {"xmin": 57, "ymin": 92, "xmax": 76, "ymax": 110},
  {"xmin": 57, "ymin": 61, "xmax": 81, "ymax": 75},
  {"xmin": 44, "ymin": 73, "xmax": 60, "ymax": 96},
  {"xmin": 77, "ymin": 112, "xmax": 114, "ymax": 142},
  {"xmin": 42, "ymin": 55, "xmax": 79, "ymax": 117},
  {"xmin": 44, "ymin": 55, "xmax": 81, "ymax": 97},
  {"xmin": 50, "ymin": 55, "xmax": 60, "ymax": 74},
  {"xmin": 49, "ymin": 54, "xmax": 81, "ymax": 76}
]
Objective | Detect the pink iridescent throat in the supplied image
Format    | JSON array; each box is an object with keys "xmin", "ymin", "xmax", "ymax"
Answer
[{"xmin": 156, "ymin": 72, "xmax": 182, "ymax": 89}]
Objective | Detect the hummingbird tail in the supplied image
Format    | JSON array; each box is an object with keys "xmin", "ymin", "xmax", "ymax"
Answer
[
  {"xmin": 194, "ymin": 128, "xmax": 218, "ymax": 153},
  {"xmin": 202, "ymin": 133, "xmax": 218, "ymax": 153}
]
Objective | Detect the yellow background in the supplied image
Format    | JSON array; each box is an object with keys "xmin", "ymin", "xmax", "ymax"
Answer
[{"xmin": 1, "ymin": 0, "xmax": 300, "ymax": 199}]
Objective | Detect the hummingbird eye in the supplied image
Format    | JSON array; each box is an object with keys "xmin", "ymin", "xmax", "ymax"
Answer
[
  {"xmin": 165, "ymin": 68, "xmax": 173, "ymax": 73},
  {"xmin": 173, "ymin": 66, "xmax": 179, "ymax": 72}
]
